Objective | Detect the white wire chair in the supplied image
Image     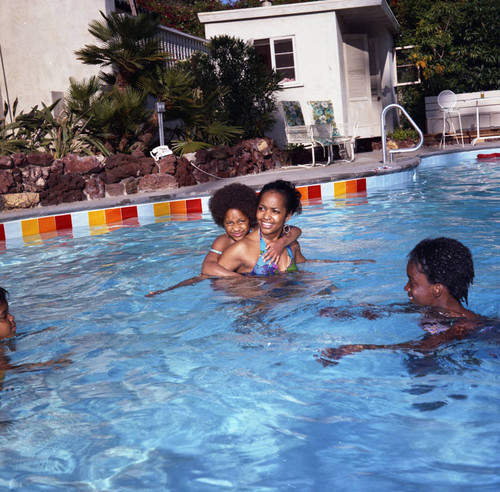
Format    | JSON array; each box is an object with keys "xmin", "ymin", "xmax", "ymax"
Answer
[{"xmin": 437, "ymin": 90, "xmax": 464, "ymax": 148}]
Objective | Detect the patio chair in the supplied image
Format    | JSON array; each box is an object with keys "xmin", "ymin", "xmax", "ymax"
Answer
[
  {"xmin": 280, "ymin": 101, "xmax": 317, "ymax": 165},
  {"xmin": 308, "ymin": 100, "xmax": 357, "ymax": 162}
]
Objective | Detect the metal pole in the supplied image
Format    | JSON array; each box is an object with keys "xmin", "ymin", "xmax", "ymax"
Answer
[
  {"xmin": 156, "ymin": 102, "xmax": 165, "ymax": 146},
  {"xmin": 0, "ymin": 44, "xmax": 13, "ymax": 123}
]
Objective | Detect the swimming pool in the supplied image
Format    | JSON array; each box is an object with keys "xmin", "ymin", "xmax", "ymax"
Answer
[{"xmin": 0, "ymin": 149, "xmax": 499, "ymax": 490}]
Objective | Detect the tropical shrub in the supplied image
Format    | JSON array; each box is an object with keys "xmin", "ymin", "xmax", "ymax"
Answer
[{"xmin": 186, "ymin": 35, "xmax": 283, "ymax": 141}]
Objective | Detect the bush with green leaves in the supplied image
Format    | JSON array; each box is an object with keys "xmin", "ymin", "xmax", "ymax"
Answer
[
  {"xmin": 187, "ymin": 35, "xmax": 283, "ymax": 141},
  {"xmin": 387, "ymin": 128, "xmax": 419, "ymax": 141}
]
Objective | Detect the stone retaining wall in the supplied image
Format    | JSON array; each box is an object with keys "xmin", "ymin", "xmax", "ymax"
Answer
[{"xmin": 0, "ymin": 138, "xmax": 284, "ymax": 210}]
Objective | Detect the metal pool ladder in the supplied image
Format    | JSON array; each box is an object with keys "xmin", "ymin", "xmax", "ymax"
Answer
[{"xmin": 381, "ymin": 104, "xmax": 424, "ymax": 164}]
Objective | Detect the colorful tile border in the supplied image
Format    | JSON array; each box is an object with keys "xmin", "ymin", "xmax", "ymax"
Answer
[{"xmin": 0, "ymin": 171, "xmax": 415, "ymax": 249}]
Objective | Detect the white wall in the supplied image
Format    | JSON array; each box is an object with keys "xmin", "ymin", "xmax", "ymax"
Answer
[
  {"xmin": 0, "ymin": 0, "xmax": 114, "ymax": 116},
  {"xmin": 204, "ymin": 10, "xmax": 348, "ymax": 146},
  {"xmin": 201, "ymin": 1, "xmax": 399, "ymax": 144}
]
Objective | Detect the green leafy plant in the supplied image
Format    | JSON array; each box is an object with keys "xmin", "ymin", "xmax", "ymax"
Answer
[
  {"xmin": 187, "ymin": 35, "xmax": 283, "ymax": 141},
  {"xmin": 75, "ymin": 10, "xmax": 170, "ymax": 92},
  {"xmin": 387, "ymin": 128, "xmax": 419, "ymax": 141}
]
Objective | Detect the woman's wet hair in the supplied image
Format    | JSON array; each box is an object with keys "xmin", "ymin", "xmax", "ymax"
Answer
[
  {"xmin": 209, "ymin": 183, "xmax": 258, "ymax": 228},
  {"xmin": 0, "ymin": 287, "xmax": 9, "ymax": 303},
  {"xmin": 408, "ymin": 237, "xmax": 474, "ymax": 304},
  {"xmin": 259, "ymin": 180, "xmax": 302, "ymax": 216}
]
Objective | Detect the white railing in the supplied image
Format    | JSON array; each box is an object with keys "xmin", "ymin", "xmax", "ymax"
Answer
[
  {"xmin": 381, "ymin": 104, "xmax": 424, "ymax": 164},
  {"xmin": 157, "ymin": 25, "xmax": 207, "ymax": 63}
]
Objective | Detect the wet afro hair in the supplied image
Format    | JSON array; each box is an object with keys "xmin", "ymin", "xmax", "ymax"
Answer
[
  {"xmin": 259, "ymin": 179, "xmax": 302, "ymax": 216},
  {"xmin": 209, "ymin": 183, "xmax": 258, "ymax": 228},
  {"xmin": 0, "ymin": 287, "xmax": 9, "ymax": 303},
  {"xmin": 408, "ymin": 237, "xmax": 474, "ymax": 304}
]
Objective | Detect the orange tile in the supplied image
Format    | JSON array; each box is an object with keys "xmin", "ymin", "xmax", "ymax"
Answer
[
  {"xmin": 105, "ymin": 208, "xmax": 122, "ymax": 225},
  {"xmin": 170, "ymin": 200, "xmax": 187, "ymax": 215},
  {"xmin": 297, "ymin": 186, "xmax": 308, "ymax": 201},
  {"xmin": 153, "ymin": 202, "xmax": 171, "ymax": 217},
  {"xmin": 346, "ymin": 180, "xmax": 357, "ymax": 194},
  {"xmin": 38, "ymin": 216, "xmax": 57, "ymax": 234}
]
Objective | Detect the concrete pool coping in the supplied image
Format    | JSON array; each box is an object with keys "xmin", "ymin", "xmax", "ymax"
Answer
[{"xmin": 0, "ymin": 142, "xmax": 498, "ymax": 226}]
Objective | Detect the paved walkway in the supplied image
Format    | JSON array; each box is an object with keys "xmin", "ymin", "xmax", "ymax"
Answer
[{"xmin": 0, "ymin": 142, "xmax": 496, "ymax": 222}]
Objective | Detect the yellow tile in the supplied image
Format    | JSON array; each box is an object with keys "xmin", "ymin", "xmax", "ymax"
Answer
[
  {"xmin": 88, "ymin": 210, "xmax": 106, "ymax": 227},
  {"xmin": 334, "ymin": 181, "xmax": 347, "ymax": 197},
  {"xmin": 21, "ymin": 218, "xmax": 39, "ymax": 237},
  {"xmin": 90, "ymin": 226, "xmax": 109, "ymax": 236},
  {"xmin": 153, "ymin": 202, "xmax": 171, "ymax": 217}
]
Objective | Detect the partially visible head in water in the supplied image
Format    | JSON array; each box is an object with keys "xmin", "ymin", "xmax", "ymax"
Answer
[
  {"xmin": 0, "ymin": 287, "xmax": 16, "ymax": 339},
  {"xmin": 406, "ymin": 237, "xmax": 474, "ymax": 306}
]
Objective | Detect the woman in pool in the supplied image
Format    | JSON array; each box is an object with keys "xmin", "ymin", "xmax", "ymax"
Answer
[
  {"xmin": 318, "ymin": 237, "xmax": 482, "ymax": 365},
  {"xmin": 218, "ymin": 180, "xmax": 306, "ymax": 275}
]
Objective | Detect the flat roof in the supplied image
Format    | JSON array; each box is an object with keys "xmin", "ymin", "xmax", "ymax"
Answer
[{"xmin": 198, "ymin": 0, "xmax": 400, "ymax": 34}]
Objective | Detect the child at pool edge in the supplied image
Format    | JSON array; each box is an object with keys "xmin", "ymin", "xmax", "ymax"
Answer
[
  {"xmin": 318, "ymin": 237, "xmax": 481, "ymax": 365},
  {"xmin": 146, "ymin": 183, "xmax": 302, "ymax": 295}
]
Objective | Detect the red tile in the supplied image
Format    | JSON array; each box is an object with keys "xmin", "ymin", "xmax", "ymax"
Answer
[
  {"xmin": 186, "ymin": 199, "xmax": 203, "ymax": 214},
  {"xmin": 55, "ymin": 214, "xmax": 73, "ymax": 232},
  {"xmin": 0, "ymin": 224, "xmax": 5, "ymax": 242},
  {"xmin": 356, "ymin": 179, "xmax": 367, "ymax": 192},
  {"xmin": 121, "ymin": 206, "xmax": 138, "ymax": 221},
  {"xmin": 307, "ymin": 185, "xmax": 322, "ymax": 200}
]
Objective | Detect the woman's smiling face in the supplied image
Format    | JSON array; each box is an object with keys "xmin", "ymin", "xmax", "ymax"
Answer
[{"xmin": 257, "ymin": 191, "xmax": 291, "ymax": 236}]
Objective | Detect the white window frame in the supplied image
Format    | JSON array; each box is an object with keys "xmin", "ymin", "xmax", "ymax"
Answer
[
  {"xmin": 394, "ymin": 45, "xmax": 421, "ymax": 87},
  {"xmin": 254, "ymin": 36, "xmax": 299, "ymax": 86}
]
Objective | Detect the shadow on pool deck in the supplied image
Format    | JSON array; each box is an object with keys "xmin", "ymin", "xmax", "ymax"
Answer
[{"xmin": 1, "ymin": 142, "xmax": 498, "ymax": 222}]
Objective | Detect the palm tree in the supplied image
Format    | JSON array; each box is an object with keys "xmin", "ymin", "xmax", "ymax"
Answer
[{"xmin": 75, "ymin": 11, "xmax": 170, "ymax": 92}]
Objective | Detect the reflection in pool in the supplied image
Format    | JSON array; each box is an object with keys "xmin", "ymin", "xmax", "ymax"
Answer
[{"xmin": 0, "ymin": 150, "xmax": 499, "ymax": 490}]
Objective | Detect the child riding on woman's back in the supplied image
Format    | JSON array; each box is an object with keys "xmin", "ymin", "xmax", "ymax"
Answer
[{"xmin": 202, "ymin": 183, "xmax": 301, "ymax": 277}]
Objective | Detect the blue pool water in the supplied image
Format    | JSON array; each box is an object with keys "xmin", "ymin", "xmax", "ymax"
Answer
[{"xmin": 0, "ymin": 149, "xmax": 499, "ymax": 490}]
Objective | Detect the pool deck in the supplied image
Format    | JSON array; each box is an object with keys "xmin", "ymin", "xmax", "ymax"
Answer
[{"xmin": 1, "ymin": 142, "xmax": 498, "ymax": 223}]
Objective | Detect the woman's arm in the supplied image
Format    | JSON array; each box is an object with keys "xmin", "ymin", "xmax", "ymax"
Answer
[{"xmin": 219, "ymin": 241, "xmax": 250, "ymax": 273}]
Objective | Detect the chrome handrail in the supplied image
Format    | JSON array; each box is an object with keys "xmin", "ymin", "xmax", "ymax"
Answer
[{"xmin": 381, "ymin": 104, "xmax": 424, "ymax": 163}]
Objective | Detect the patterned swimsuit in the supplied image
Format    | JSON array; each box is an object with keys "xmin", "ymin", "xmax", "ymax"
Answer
[{"xmin": 248, "ymin": 233, "xmax": 298, "ymax": 276}]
